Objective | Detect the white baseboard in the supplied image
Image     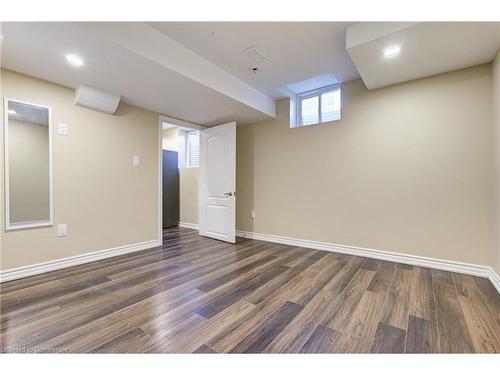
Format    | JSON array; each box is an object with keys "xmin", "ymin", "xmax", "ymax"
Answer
[
  {"xmin": 0, "ymin": 239, "xmax": 162, "ymax": 283},
  {"xmin": 236, "ymin": 229, "xmax": 500, "ymax": 294},
  {"xmin": 490, "ymin": 269, "xmax": 500, "ymax": 293},
  {"xmin": 178, "ymin": 221, "xmax": 199, "ymax": 230},
  {"xmin": 2, "ymin": 225, "xmax": 498, "ymax": 295}
]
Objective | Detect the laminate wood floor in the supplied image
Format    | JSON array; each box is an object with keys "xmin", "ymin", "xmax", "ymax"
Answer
[{"xmin": 1, "ymin": 227, "xmax": 499, "ymax": 353}]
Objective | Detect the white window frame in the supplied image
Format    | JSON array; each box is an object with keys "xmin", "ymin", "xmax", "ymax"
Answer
[
  {"xmin": 296, "ymin": 83, "xmax": 341, "ymax": 127},
  {"xmin": 185, "ymin": 130, "xmax": 200, "ymax": 168}
]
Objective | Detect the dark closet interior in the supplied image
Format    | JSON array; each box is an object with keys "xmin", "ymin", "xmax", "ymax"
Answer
[{"xmin": 162, "ymin": 150, "xmax": 179, "ymax": 228}]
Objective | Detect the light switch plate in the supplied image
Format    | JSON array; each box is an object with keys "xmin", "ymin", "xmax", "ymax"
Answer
[
  {"xmin": 133, "ymin": 155, "xmax": 140, "ymax": 166},
  {"xmin": 58, "ymin": 123, "xmax": 69, "ymax": 136},
  {"xmin": 251, "ymin": 210, "xmax": 256, "ymax": 219},
  {"xmin": 57, "ymin": 224, "xmax": 67, "ymax": 237}
]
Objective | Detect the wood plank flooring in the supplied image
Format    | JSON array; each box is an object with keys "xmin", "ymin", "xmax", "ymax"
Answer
[{"xmin": 1, "ymin": 227, "xmax": 499, "ymax": 353}]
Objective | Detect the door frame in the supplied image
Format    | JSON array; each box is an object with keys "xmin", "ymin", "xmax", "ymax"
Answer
[{"xmin": 157, "ymin": 115, "xmax": 205, "ymax": 242}]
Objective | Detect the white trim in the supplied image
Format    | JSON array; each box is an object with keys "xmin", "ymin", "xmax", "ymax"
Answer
[
  {"xmin": 3, "ymin": 219, "xmax": 52, "ymax": 230},
  {"xmin": 178, "ymin": 221, "xmax": 199, "ymax": 230},
  {"xmin": 160, "ymin": 115, "xmax": 205, "ymax": 130},
  {"xmin": 235, "ymin": 230, "xmax": 500, "ymax": 294},
  {"xmin": 490, "ymin": 269, "xmax": 500, "ymax": 294},
  {"xmin": 158, "ymin": 116, "xmax": 163, "ymax": 243},
  {"xmin": 4, "ymin": 98, "xmax": 54, "ymax": 230},
  {"xmin": 0, "ymin": 239, "xmax": 161, "ymax": 283}
]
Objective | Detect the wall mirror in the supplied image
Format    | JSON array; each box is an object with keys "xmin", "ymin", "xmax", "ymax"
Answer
[{"xmin": 4, "ymin": 98, "xmax": 53, "ymax": 230}]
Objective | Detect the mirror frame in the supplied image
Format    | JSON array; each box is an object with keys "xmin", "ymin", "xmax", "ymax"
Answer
[{"xmin": 3, "ymin": 97, "xmax": 54, "ymax": 230}]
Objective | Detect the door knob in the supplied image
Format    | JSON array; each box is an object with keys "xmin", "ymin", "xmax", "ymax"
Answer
[{"xmin": 224, "ymin": 192, "xmax": 233, "ymax": 196}]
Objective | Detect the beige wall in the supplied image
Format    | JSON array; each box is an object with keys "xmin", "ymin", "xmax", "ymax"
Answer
[
  {"xmin": 162, "ymin": 127, "xmax": 179, "ymax": 151},
  {"xmin": 493, "ymin": 52, "xmax": 500, "ymax": 274},
  {"xmin": 1, "ymin": 69, "xmax": 160, "ymax": 270},
  {"xmin": 179, "ymin": 167, "xmax": 199, "ymax": 224},
  {"xmin": 237, "ymin": 64, "xmax": 495, "ymax": 266},
  {"xmin": 8, "ymin": 119, "xmax": 50, "ymax": 223},
  {"xmin": 1, "ymin": 64, "xmax": 498, "ymax": 272}
]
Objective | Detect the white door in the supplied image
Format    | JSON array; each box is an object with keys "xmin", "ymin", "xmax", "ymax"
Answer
[{"xmin": 199, "ymin": 121, "xmax": 236, "ymax": 243}]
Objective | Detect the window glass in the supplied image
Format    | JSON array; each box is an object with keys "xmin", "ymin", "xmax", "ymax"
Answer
[
  {"xmin": 321, "ymin": 89, "xmax": 341, "ymax": 122},
  {"xmin": 301, "ymin": 96, "xmax": 319, "ymax": 125}
]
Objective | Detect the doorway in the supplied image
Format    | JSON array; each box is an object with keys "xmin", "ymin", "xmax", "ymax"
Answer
[
  {"xmin": 160, "ymin": 118, "xmax": 201, "ymax": 230},
  {"xmin": 158, "ymin": 117, "xmax": 237, "ymax": 244}
]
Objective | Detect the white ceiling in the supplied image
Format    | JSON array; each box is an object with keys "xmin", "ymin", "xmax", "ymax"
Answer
[
  {"xmin": 152, "ymin": 22, "xmax": 360, "ymax": 98},
  {"xmin": 0, "ymin": 22, "xmax": 274, "ymax": 126},
  {"xmin": 2, "ymin": 22, "xmax": 500, "ymax": 127},
  {"xmin": 347, "ymin": 22, "xmax": 500, "ymax": 89}
]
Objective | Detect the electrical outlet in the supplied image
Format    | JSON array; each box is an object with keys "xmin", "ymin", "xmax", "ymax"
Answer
[
  {"xmin": 58, "ymin": 123, "xmax": 69, "ymax": 136},
  {"xmin": 251, "ymin": 210, "xmax": 256, "ymax": 219},
  {"xmin": 133, "ymin": 155, "xmax": 140, "ymax": 166},
  {"xmin": 57, "ymin": 224, "xmax": 67, "ymax": 237}
]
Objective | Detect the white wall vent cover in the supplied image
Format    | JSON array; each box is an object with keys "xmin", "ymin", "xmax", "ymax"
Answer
[
  {"xmin": 74, "ymin": 85, "xmax": 121, "ymax": 114},
  {"xmin": 243, "ymin": 46, "xmax": 268, "ymax": 63}
]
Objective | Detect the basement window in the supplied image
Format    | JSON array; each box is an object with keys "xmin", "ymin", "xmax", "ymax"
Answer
[
  {"xmin": 295, "ymin": 84, "xmax": 341, "ymax": 127},
  {"xmin": 175, "ymin": 129, "xmax": 200, "ymax": 168},
  {"xmin": 186, "ymin": 131, "xmax": 200, "ymax": 167}
]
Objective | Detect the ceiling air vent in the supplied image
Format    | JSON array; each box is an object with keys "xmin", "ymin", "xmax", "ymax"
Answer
[{"xmin": 243, "ymin": 46, "xmax": 268, "ymax": 63}]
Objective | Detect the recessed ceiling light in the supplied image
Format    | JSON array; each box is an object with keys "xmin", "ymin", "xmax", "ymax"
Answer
[
  {"xmin": 8, "ymin": 109, "xmax": 16, "ymax": 115},
  {"xmin": 66, "ymin": 54, "xmax": 84, "ymax": 67},
  {"xmin": 384, "ymin": 45, "xmax": 401, "ymax": 58}
]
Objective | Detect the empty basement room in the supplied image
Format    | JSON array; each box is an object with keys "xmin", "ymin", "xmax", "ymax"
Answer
[{"xmin": 1, "ymin": 2, "xmax": 500, "ymax": 372}]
